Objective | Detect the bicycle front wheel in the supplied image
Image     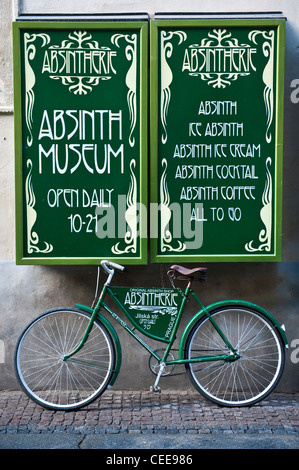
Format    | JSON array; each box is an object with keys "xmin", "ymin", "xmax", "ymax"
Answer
[
  {"xmin": 185, "ymin": 305, "xmax": 285, "ymax": 407},
  {"xmin": 15, "ymin": 308, "xmax": 115, "ymax": 410}
]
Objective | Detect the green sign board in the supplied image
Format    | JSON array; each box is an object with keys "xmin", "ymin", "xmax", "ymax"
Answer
[
  {"xmin": 14, "ymin": 17, "xmax": 286, "ymax": 265},
  {"xmin": 150, "ymin": 18, "xmax": 285, "ymax": 262},
  {"xmin": 13, "ymin": 21, "xmax": 148, "ymax": 264}
]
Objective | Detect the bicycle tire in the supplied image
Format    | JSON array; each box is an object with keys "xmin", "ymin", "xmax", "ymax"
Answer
[
  {"xmin": 15, "ymin": 307, "xmax": 116, "ymax": 410},
  {"xmin": 184, "ymin": 305, "xmax": 285, "ymax": 407}
]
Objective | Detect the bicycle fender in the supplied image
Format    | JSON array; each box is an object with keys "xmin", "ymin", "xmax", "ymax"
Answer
[
  {"xmin": 178, "ymin": 300, "xmax": 288, "ymax": 360},
  {"xmin": 75, "ymin": 303, "xmax": 122, "ymax": 386}
]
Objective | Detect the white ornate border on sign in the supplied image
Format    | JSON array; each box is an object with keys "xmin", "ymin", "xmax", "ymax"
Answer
[
  {"xmin": 23, "ymin": 29, "xmax": 141, "ymax": 257},
  {"xmin": 112, "ymin": 159, "xmax": 138, "ymax": 254},
  {"xmin": 160, "ymin": 30, "xmax": 187, "ymax": 144},
  {"xmin": 160, "ymin": 159, "xmax": 186, "ymax": 253},
  {"xmin": 24, "ymin": 33, "xmax": 50, "ymax": 146},
  {"xmin": 245, "ymin": 157, "xmax": 273, "ymax": 253},
  {"xmin": 111, "ymin": 33, "xmax": 137, "ymax": 148},
  {"xmin": 249, "ymin": 30, "xmax": 275, "ymax": 143},
  {"xmin": 25, "ymin": 160, "xmax": 53, "ymax": 254}
]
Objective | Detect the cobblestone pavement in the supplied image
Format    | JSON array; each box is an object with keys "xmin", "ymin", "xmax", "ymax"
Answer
[{"xmin": 0, "ymin": 390, "xmax": 298, "ymax": 438}]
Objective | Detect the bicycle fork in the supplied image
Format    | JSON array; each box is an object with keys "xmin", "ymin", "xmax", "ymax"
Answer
[{"xmin": 63, "ymin": 287, "xmax": 108, "ymax": 361}]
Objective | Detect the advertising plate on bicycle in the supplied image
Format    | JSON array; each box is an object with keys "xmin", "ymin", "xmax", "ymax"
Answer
[{"xmin": 109, "ymin": 287, "xmax": 184, "ymax": 342}]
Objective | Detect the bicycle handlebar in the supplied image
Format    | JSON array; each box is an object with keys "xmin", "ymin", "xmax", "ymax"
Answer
[{"xmin": 101, "ymin": 260, "xmax": 125, "ymax": 274}]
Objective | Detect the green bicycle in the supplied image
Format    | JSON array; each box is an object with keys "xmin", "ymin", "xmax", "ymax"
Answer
[{"xmin": 15, "ymin": 260, "xmax": 288, "ymax": 410}]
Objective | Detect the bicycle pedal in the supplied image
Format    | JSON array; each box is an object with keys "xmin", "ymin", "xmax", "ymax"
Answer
[{"xmin": 150, "ymin": 386, "xmax": 161, "ymax": 393}]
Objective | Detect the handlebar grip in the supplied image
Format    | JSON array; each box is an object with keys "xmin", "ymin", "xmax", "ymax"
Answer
[{"xmin": 101, "ymin": 260, "xmax": 125, "ymax": 272}]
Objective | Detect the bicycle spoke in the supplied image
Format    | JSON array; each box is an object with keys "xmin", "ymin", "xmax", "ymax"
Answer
[
  {"xmin": 15, "ymin": 309, "xmax": 115, "ymax": 410},
  {"xmin": 186, "ymin": 306, "xmax": 284, "ymax": 406}
]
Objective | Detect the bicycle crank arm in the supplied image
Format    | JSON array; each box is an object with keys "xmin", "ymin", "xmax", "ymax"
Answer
[{"xmin": 150, "ymin": 362, "xmax": 166, "ymax": 393}]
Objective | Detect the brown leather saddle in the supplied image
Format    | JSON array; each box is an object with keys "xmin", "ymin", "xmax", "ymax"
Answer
[{"xmin": 167, "ymin": 265, "xmax": 208, "ymax": 282}]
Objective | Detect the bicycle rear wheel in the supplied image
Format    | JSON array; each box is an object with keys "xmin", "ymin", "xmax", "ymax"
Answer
[
  {"xmin": 15, "ymin": 308, "xmax": 115, "ymax": 410},
  {"xmin": 185, "ymin": 305, "xmax": 285, "ymax": 407}
]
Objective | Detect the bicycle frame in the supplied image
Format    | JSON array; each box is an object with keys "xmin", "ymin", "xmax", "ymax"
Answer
[
  {"xmin": 15, "ymin": 258, "xmax": 289, "ymax": 409},
  {"xmin": 64, "ymin": 276, "xmax": 240, "ymax": 374},
  {"xmin": 63, "ymin": 259, "xmax": 288, "ymax": 392}
]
